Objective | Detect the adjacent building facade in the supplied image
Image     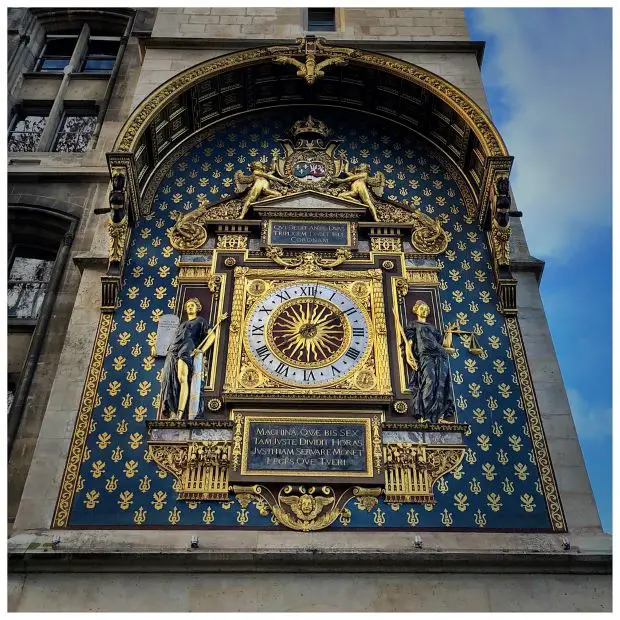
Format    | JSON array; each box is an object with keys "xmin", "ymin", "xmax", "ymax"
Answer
[{"xmin": 7, "ymin": 7, "xmax": 611, "ymax": 612}]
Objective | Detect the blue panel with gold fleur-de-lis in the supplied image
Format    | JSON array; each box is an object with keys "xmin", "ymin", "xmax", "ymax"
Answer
[{"xmin": 67, "ymin": 108, "xmax": 552, "ymax": 530}]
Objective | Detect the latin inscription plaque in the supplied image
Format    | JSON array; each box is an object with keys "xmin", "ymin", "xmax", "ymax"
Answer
[
  {"xmin": 241, "ymin": 416, "xmax": 373, "ymax": 477},
  {"xmin": 267, "ymin": 221, "xmax": 350, "ymax": 247}
]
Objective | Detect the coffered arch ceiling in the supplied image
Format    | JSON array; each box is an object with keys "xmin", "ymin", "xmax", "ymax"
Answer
[{"xmin": 110, "ymin": 43, "xmax": 512, "ymax": 226}]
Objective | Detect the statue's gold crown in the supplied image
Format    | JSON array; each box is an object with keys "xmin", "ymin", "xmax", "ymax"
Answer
[{"xmin": 291, "ymin": 116, "xmax": 329, "ymax": 139}]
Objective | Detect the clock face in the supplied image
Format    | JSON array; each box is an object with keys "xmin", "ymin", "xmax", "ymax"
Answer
[{"xmin": 245, "ymin": 281, "xmax": 371, "ymax": 386}]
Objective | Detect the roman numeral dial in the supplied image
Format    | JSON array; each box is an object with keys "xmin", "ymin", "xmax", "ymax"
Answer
[{"xmin": 245, "ymin": 281, "xmax": 371, "ymax": 387}]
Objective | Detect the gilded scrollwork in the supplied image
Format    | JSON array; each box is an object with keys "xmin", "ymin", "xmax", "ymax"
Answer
[
  {"xmin": 269, "ymin": 36, "xmax": 357, "ymax": 85},
  {"xmin": 265, "ymin": 247, "xmax": 351, "ymax": 271},
  {"xmin": 352, "ymin": 486, "xmax": 382, "ymax": 512},
  {"xmin": 425, "ymin": 446, "xmax": 466, "ymax": 484},
  {"xmin": 491, "ymin": 215, "xmax": 512, "ymax": 266},
  {"xmin": 168, "ymin": 199, "xmax": 210, "ymax": 250},
  {"xmin": 149, "ymin": 443, "xmax": 189, "ymax": 479},
  {"xmin": 108, "ymin": 215, "xmax": 129, "ymax": 263},
  {"xmin": 372, "ymin": 203, "xmax": 448, "ymax": 253},
  {"xmin": 231, "ymin": 484, "xmax": 383, "ymax": 532}
]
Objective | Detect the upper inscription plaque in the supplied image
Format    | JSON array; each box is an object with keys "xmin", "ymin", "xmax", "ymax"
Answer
[{"xmin": 267, "ymin": 220, "xmax": 350, "ymax": 248}]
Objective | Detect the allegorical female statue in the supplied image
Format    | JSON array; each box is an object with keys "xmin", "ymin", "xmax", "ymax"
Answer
[
  {"xmin": 160, "ymin": 298, "xmax": 223, "ymax": 420},
  {"xmin": 403, "ymin": 300, "xmax": 456, "ymax": 424}
]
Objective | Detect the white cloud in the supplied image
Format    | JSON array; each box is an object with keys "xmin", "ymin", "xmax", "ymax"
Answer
[
  {"xmin": 468, "ymin": 9, "xmax": 611, "ymax": 260},
  {"xmin": 566, "ymin": 388, "xmax": 612, "ymax": 441}
]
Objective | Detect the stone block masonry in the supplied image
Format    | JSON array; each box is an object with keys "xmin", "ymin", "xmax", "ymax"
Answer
[{"xmin": 152, "ymin": 7, "xmax": 469, "ymax": 40}]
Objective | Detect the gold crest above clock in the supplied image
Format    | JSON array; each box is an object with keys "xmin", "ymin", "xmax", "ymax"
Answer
[{"xmin": 223, "ymin": 263, "xmax": 392, "ymax": 400}]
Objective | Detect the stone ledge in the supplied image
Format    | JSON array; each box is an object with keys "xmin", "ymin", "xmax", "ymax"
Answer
[
  {"xmin": 512, "ymin": 257, "xmax": 546, "ymax": 282},
  {"xmin": 8, "ymin": 547, "xmax": 611, "ymax": 575},
  {"xmin": 72, "ymin": 252, "xmax": 108, "ymax": 273},
  {"xmin": 8, "ymin": 166, "xmax": 110, "ymax": 182},
  {"xmin": 8, "ymin": 530, "xmax": 612, "ymax": 574}
]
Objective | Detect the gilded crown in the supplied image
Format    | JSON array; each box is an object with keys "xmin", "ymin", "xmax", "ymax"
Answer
[{"xmin": 290, "ymin": 116, "xmax": 329, "ymax": 139}]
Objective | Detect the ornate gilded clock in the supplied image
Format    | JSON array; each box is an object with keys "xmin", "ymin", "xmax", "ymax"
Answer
[
  {"xmin": 224, "ymin": 264, "xmax": 391, "ymax": 399},
  {"xmin": 246, "ymin": 281, "xmax": 370, "ymax": 386}
]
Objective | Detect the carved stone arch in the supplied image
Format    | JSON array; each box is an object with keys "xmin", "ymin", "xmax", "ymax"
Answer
[
  {"xmin": 8, "ymin": 202, "xmax": 78, "ymax": 258},
  {"xmin": 29, "ymin": 7, "xmax": 134, "ymax": 35},
  {"xmin": 106, "ymin": 41, "xmax": 516, "ymax": 313},
  {"xmin": 109, "ymin": 41, "xmax": 512, "ymax": 228}
]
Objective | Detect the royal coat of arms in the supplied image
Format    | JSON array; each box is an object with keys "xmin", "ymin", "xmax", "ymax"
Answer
[{"xmin": 272, "ymin": 115, "xmax": 348, "ymax": 190}]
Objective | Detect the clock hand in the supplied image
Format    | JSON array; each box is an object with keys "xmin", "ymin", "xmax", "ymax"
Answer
[{"xmin": 308, "ymin": 282, "xmax": 320, "ymax": 323}]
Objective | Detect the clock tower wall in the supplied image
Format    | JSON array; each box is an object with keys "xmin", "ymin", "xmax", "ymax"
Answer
[{"xmin": 8, "ymin": 9, "xmax": 609, "ymax": 611}]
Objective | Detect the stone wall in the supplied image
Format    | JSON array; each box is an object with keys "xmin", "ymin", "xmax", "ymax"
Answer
[
  {"xmin": 7, "ymin": 570, "xmax": 611, "ymax": 612},
  {"xmin": 151, "ymin": 7, "xmax": 468, "ymax": 40},
  {"xmin": 7, "ymin": 9, "xmax": 146, "ymax": 527}
]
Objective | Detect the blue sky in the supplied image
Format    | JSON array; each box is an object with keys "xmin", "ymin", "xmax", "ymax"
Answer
[{"xmin": 465, "ymin": 8, "xmax": 612, "ymax": 533}]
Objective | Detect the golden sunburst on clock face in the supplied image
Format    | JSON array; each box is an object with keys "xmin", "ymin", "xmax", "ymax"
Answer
[
  {"xmin": 268, "ymin": 297, "xmax": 349, "ymax": 367},
  {"xmin": 245, "ymin": 281, "xmax": 371, "ymax": 387}
]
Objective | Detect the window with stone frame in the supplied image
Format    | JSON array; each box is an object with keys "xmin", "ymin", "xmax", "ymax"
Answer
[
  {"xmin": 35, "ymin": 33, "xmax": 79, "ymax": 72},
  {"xmin": 307, "ymin": 8, "xmax": 336, "ymax": 31},
  {"xmin": 81, "ymin": 37, "xmax": 120, "ymax": 73},
  {"xmin": 53, "ymin": 110, "xmax": 98, "ymax": 152},
  {"xmin": 7, "ymin": 111, "xmax": 48, "ymax": 152},
  {"xmin": 8, "ymin": 253, "xmax": 55, "ymax": 320}
]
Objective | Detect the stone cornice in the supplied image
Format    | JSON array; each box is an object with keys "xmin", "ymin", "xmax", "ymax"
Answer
[
  {"xmin": 8, "ymin": 548, "xmax": 611, "ymax": 575},
  {"xmin": 7, "ymin": 165, "xmax": 110, "ymax": 182},
  {"xmin": 8, "ymin": 530, "xmax": 611, "ymax": 574},
  {"xmin": 138, "ymin": 36, "xmax": 486, "ymax": 67},
  {"xmin": 511, "ymin": 258, "xmax": 546, "ymax": 283}
]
